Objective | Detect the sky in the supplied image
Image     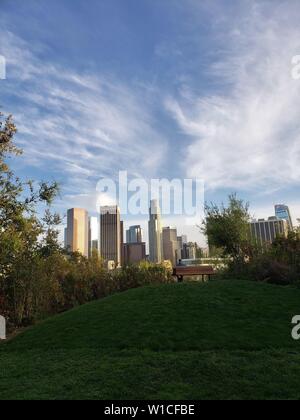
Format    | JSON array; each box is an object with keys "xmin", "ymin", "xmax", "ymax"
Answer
[{"xmin": 0, "ymin": 0, "xmax": 300, "ymax": 246}]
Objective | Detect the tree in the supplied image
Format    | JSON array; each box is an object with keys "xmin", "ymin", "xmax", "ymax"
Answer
[
  {"xmin": 0, "ymin": 112, "xmax": 60, "ymax": 325},
  {"xmin": 202, "ymin": 194, "xmax": 251, "ymax": 260}
]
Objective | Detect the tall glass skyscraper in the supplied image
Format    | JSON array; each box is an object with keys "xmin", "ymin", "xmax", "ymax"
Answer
[
  {"xmin": 275, "ymin": 204, "xmax": 293, "ymax": 230},
  {"xmin": 148, "ymin": 199, "xmax": 163, "ymax": 263},
  {"xmin": 126, "ymin": 225, "xmax": 142, "ymax": 243}
]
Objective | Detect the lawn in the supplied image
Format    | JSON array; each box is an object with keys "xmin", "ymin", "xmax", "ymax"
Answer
[{"xmin": 0, "ymin": 280, "xmax": 300, "ymax": 400}]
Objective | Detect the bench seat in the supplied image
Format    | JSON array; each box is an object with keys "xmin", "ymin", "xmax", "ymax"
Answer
[{"xmin": 173, "ymin": 265, "xmax": 216, "ymax": 282}]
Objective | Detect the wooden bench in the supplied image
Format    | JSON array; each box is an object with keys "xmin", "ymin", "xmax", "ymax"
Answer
[{"xmin": 173, "ymin": 265, "xmax": 216, "ymax": 283}]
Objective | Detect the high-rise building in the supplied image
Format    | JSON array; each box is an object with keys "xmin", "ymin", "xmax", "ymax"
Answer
[
  {"xmin": 177, "ymin": 235, "xmax": 188, "ymax": 260},
  {"xmin": 100, "ymin": 206, "xmax": 121, "ymax": 266},
  {"xmin": 148, "ymin": 199, "xmax": 162, "ymax": 263},
  {"xmin": 88, "ymin": 216, "xmax": 99, "ymax": 257},
  {"xmin": 123, "ymin": 242, "xmax": 146, "ymax": 265},
  {"xmin": 250, "ymin": 217, "xmax": 288, "ymax": 246},
  {"xmin": 163, "ymin": 227, "xmax": 179, "ymax": 266},
  {"xmin": 275, "ymin": 204, "xmax": 293, "ymax": 230},
  {"xmin": 65, "ymin": 208, "xmax": 89, "ymax": 257},
  {"xmin": 182, "ymin": 242, "xmax": 197, "ymax": 260},
  {"xmin": 126, "ymin": 225, "xmax": 143, "ymax": 244}
]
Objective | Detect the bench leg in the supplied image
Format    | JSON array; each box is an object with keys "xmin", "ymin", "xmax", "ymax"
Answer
[{"xmin": 177, "ymin": 275, "xmax": 183, "ymax": 283}]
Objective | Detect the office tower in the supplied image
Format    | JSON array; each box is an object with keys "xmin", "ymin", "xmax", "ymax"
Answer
[
  {"xmin": 250, "ymin": 217, "xmax": 288, "ymax": 246},
  {"xmin": 163, "ymin": 227, "xmax": 179, "ymax": 266},
  {"xmin": 100, "ymin": 206, "xmax": 121, "ymax": 266},
  {"xmin": 177, "ymin": 235, "xmax": 189, "ymax": 260},
  {"xmin": 148, "ymin": 199, "xmax": 163, "ymax": 263},
  {"xmin": 182, "ymin": 242, "xmax": 197, "ymax": 260},
  {"xmin": 88, "ymin": 216, "xmax": 99, "ymax": 257},
  {"xmin": 275, "ymin": 204, "xmax": 293, "ymax": 230},
  {"xmin": 123, "ymin": 242, "xmax": 146, "ymax": 265},
  {"xmin": 126, "ymin": 225, "xmax": 143, "ymax": 244},
  {"xmin": 65, "ymin": 208, "xmax": 89, "ymax": 257}
]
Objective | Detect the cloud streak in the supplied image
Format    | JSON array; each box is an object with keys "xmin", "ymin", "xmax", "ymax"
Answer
[
  {"xmin": 166, "ymin": 1, "xmax": 300, "ymax": 192},
  {"xmin": 0, "ymin": 29, "xmax": 168, "ymax": 211}
]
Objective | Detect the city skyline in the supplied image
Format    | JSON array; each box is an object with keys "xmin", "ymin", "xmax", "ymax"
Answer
[
  {"xmin": 64, "ymin": 201, "xmax": 295, "ymax": 265},
  {"xmin": 64, "ymin": 200, "xmax": 198, "ymax": 264},
  {"xmin": 1, "ymin": 0, "xmax": 300, "ymax": 247}
]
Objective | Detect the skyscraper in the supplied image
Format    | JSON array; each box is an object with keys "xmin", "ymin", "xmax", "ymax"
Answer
[
  {"xmin": 182, "ymin": 242, "xmax": 197, "ymax": 260},
  {"xmin": 275, "ymin": 204, "xmax": 293, "ymax": 230},
  {"xmin": 177, "ymin": 235, "xmax": 188, "ymax": 260},
  {"xmin": 65, "ymin": 208, "xmax": 89, "ymax": 257},
  {"xmin": 163, "ymin": 227, "xmax": 179, "ymax": 266},
  {"xmin": 88, "ymin": 216, "xmax": 99, "ymax": 257},
  {"xmin": 100, "ymin": 206, "xmax": 121, "ymax": 266},
  {"xmin": 126, "ymin": 225, "xmax": 143, "ymax": 243},
  {"xmin": 148, "ymin": 199, "xmax": 162, "ymax": 263}
]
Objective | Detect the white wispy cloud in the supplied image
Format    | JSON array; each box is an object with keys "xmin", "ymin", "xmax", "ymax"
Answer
[
  {"xmin": 166, "ymin": 1, "xmax": 300, "ymax": 192},
  {"xmin": 0, "ymin": 29, "xmax": 168, "ymax": 212}
]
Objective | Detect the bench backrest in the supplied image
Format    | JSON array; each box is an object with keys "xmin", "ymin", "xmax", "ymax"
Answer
[{"xmin": 173, "ymin": 265, "xmax": 215, "ymax": 276}]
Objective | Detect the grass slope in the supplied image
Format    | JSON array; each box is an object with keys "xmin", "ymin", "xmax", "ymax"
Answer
[{"xmin": 0, "ymin": 280, "xmax": 300, "ymax": 400}]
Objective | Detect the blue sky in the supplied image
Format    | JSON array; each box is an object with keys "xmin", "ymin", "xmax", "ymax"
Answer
[{"xmin": 1, "ymin": 0, "xmax": 300, "ymax": 244}]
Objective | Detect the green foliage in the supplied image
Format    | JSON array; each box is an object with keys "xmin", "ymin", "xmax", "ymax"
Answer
[
  {"xmin": 221, "ymin": 231, "xmax": 300, "ymax": 286},
  {"xmin": 114, "ymin": 262, "xmax": 174, "ymax": 292},
  {"xmin": 202, "ymin": 194, "xmax": 251, "ymax": 260},
  {"xmin": 0, "ymin": 113, "xmax": 62, "ymax": 326},
  {"xmin": 248, "ymin": 233, "xmax": 300, "ymax": 285}
]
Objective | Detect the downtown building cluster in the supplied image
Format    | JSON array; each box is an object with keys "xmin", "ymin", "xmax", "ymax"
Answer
[
  {"xmin": 65, "ymin": 201, "xmax": 295, "ymax": 266},
  {"xmin": 64, "ymin": 199, "xmax": 200, "ymax": 268}
]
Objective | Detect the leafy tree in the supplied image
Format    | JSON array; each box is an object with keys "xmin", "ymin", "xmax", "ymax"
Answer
[
  {"xmin": 0, "ymin": 112, "xmax": 60, "ymax": 325},
  {"xmin": 202, "ymin": 194, "xmax": 251, "ymax": 261}
]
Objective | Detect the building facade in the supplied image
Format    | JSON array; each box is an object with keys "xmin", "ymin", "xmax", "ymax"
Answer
[
  {"xmin": 65, "ymin": 208, "xmax": 89, "ymax": 257},
  {"xmin": 162, "ymin": 227, "xmax": 179, "ymax": 266},
  {"xmin": 182, "ymin": 242, "xmax": 197, "ymax": 260},
  {"xmin": 126, "ymin": 225, "xmax": 142, "ymax": 244},
  {"xmin": 100, "ymin": 206, "xmax": 122, "ymax": 266},
  {"xmin": 88, "ymin": 216, "xmax": 99, "ymax": 257},
  {"xmin": 177, "ymin": 235, "xmax": 188, "ymax": 260},
  {"xmin": 275, "ymin": 204, "xmax": 293, "ymax": 230},
  {"xmin": 123, "ymin": 242, "xmax": 146, "ymax": 265},
  {"xmin": 250, "ymin": 217, "xmax": 288, "ymax": 245},
  {"xmin": 148, "ymin": 199, "xmax": 163, "ymax": 263}
]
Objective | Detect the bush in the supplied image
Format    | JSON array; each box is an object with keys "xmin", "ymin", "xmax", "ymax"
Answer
[
  {"xmin": 115, "ymin": 262, "xmax": 174, "ymax": 292},
  {"xmin": 1, "ymin": 253, "xmax": 175, "ymax": 332},
  {"xmin": 223, "ymin": 233, "xmax": 300, "ymax": 286}
]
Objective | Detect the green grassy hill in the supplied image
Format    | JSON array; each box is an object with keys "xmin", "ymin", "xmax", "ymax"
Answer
[{"xmin": 1, "ymin": 280, "xmax": 300, "ymax": 400}]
